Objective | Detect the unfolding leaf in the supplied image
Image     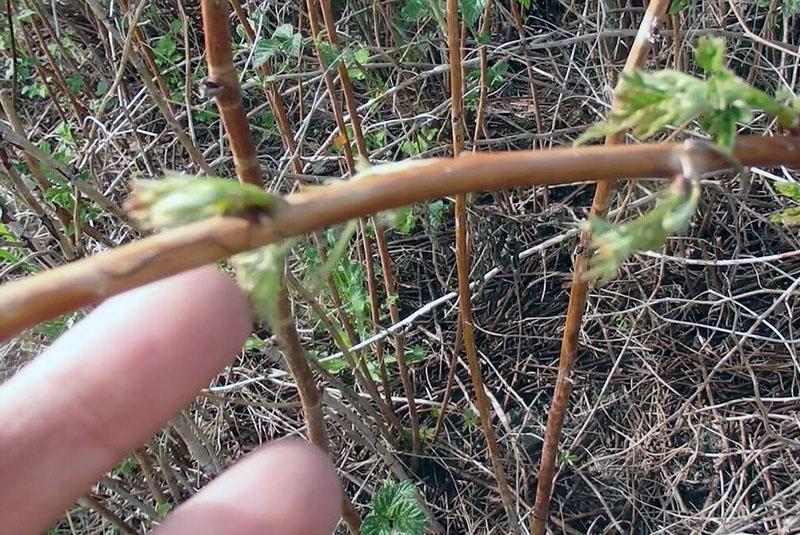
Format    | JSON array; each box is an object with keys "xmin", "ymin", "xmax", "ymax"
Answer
[
  {"xmin": 127, "ymin": 174, "xmax": 282, "ymax": 229},
  {"xmin": 585, "ymin": 178, "xmax": 701, "ymax": 282},
  {"xmin": 695, "ymin": 36, "xmax": 726, "ymax": 74},
  {"xmin": 576, "ymin": 37, "xmax": 799, "ymax": 152},
  {"xmin": 233, "ymin": 242, "xmax": 294, "ymax": 329}
]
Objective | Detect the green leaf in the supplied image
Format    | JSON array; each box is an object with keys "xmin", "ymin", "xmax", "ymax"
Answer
[
  {"xmin": 95, "ymin": 81, "xmax": 109, "ymax": 96},
  {"xmin": 169, "ymin": 19, "xmax": 182, "ymax": 34},
  {"xmin": 385, "ymin": 205, "xmax": 416, "ymax": 234},
  {"xmin": 426, "ymin": 200, "xmax": 447, "ymax": 230},
  {"xmin": 254, "ymin": 25, "xmax": 301, "ymax": 68},
  {"xmin": 770, "ymin": 207, "xmax": 800, "ymax": 226},
  {"xmin": 772, "ymin": 181, "xmax": 800, "ymax": 226},
  {"xmin": 156, "ymin": 502, "xmax": 173, "ymax": 520},
  {"xmin": 154, "ymin": 36, "xmax": 177, "ymax": 61},
  {"xmin": 775, "ymin": 181, "xmax": 800, "ymax": 203},
  {"xmin": 362, "ymin": 480, "xmax": 426, "ymax": 535},
  {"xmin": 309, "ymin": 350, "xmax": 349, "ymax": 374},
  {"xmin": 517, "ymin": 0, "xmax": 530, "ymax": 8},
  {"xmin": 66, "ymin": 73, "xmax": 85, "ymax": 93},
  {"xmin": 460, "ymin": 0, "xmax": 486, "ymax": 28},
  {"xmin": 112, "ymin": 457, "xmax": 137, "ymax": 477},
  {"xmin": 316, "ymin": 39, "xmax": 341, "ymax": 69},
  {"xmin": 405, "ymin": 346, "xmax": 424, "ymax": 364},
  {"xmin": 669, "ymin": 0, "xmax": 691, "ymax": 14},
  {"xmin": 244, "ymin": 335, "xmax": 266, "ymax": 352},
  {"xmin": 401, "ymin": 0, "xmax": 431, "ymax": 21},
  {"xmin": 353, "ymin": 47, "xmax": 370, "ymax": 65},
  {"xmin": 273, "ymin": 23, "xmax": 294, "ymax": 40}
]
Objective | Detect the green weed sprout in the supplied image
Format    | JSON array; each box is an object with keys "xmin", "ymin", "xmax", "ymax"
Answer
[
  {"xmin": 576, "ymin": 37, "xmax": 799, "ymax": 152},
  {"xmin": 362, "ymin": 480, "xmax": 427, "ymax": 535},
  {"xmin": 584, "ymin": 174, "xmax": 700, "ymax": 283},
  {"xmin": 771, "ymin": 181, "xmax": 800, "ymax": 226}
]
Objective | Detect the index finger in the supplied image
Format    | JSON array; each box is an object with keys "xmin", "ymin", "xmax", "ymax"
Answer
[{"xmin": 0, "ymin": 266, "xmax": 251, "ymax": 533}]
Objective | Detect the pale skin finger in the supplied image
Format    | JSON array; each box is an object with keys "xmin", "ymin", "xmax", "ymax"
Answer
[
  {"xmin": 0, "ymin": 266, "xmax": 252, "ymax": 532},
  {"xmin": 156, "ymin": 439, "xmax": 342, "ymax": 535}
]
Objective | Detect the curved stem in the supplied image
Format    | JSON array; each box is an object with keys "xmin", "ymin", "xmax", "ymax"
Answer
[{"xmin": 0, "ymin": 136, "xmax": 795, "ymax": 340}]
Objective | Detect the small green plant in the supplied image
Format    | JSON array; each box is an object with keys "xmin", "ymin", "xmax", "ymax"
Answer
[
  {"xmin": 771, "ymin": 181, "xmax": 800, "ymax": 226},
  {"xmin": 33, "ymin": 312, "xmax": 83, "ymax": 341},
  {"xmin": 361, "ymin": 480, "xmax": 427, "ymax": 535},
  {"xmin": 244, "ymin": 334, "xmax": 266, "ymax": 352},
  {"xmin": 400, "ymin": 127, "xmax": 437, "ymax": 157},
  {"xmin": 462, "ymin": 408, "xmax": 478, "ymax": 430},
  {"xmin": 669, "ymin": 0, "xmax": 691, "ymax": 14},
  {"xmin": 426, "ymin": 200, "xmax": 448, "ymax": 230},
  {"xmin": 153, "ymin": 21, "xmax": 183, "ymax": 68},
  {"xmin": 253, "ymin": 23, "xmax": 302, "ymax": 69},
  {"xmin": 112, "ymin": 456, "xmax": 137, "ymax": 477},
  {"xmin": 466, "ymin": 61, "xmax": 507, "ymax": 110},
  {"xmin": 576, "ymin": 37, "xmax": 799, "ymax": 152},
  {"xmin": 560, "ymin": 450, "xmax": 578, "ymax": 466}
]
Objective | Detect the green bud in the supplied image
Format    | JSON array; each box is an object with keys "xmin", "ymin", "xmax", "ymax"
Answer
[{"xmin": 127, "ymin": 173, "xmax": 282, "ymax": 229}]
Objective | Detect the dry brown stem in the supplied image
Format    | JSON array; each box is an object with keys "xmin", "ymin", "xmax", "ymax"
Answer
[
  {"xmin": 200, "ymin": 0, "xmax": 262, "ymax": 186},
  {"xmin": 275, "ymin": 282, "xmax": 362, "ymax": 533},
  {"xmin": 227, "ymin": 0, "xmax": 302, "ymax": 175},
  {"xmin": 531, "ymin": 1, "xmax": 672, "ymax": 532},
  {"xmin": 447, "ymin": 0, "xmax": 518, "ymax": 527}
]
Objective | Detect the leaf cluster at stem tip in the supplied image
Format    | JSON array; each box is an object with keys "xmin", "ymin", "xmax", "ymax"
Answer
[
  {"xmin": 575, "ymin": 37, "xmax": 799, "ymax": 152},
  {"xmin": 585, "ymin": 175, "xmax": 701, "ymax": 283}
]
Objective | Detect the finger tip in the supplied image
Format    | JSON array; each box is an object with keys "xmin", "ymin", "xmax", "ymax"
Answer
[
  {"xmin": 157, "ymin": 439, "xmax": 342, "ymax": 535},
  {"xmin": 174, "ymin": 266, "xmax": 253, "ymax": 355},
  {"xmin": 134, "ymin": 266, "xmax": 253, "ymax": 370}
]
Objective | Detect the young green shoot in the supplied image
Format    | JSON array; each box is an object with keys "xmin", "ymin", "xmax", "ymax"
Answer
[
  {"xmin": 576, "ymin": 37, "xmax": 799, "ymax": 152},
  {"xmin": 362, "ymin": 480, "xmax": 427, "ymax": 535}
]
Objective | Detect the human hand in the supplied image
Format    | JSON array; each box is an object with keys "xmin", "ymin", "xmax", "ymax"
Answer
[{"xmin": 0, "ymin": 267, "xmax": 342, "ymax": 534}]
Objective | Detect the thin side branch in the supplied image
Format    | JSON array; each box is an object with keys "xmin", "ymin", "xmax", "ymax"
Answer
[{"xmin": 448, "ymin": 0, "xmax": 518, "ymax": 527}]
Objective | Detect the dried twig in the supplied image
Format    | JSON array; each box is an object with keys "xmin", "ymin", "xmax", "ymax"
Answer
[{"xmin": 447, "ymin": 0, "xmax": 518, "ymax": 528}]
